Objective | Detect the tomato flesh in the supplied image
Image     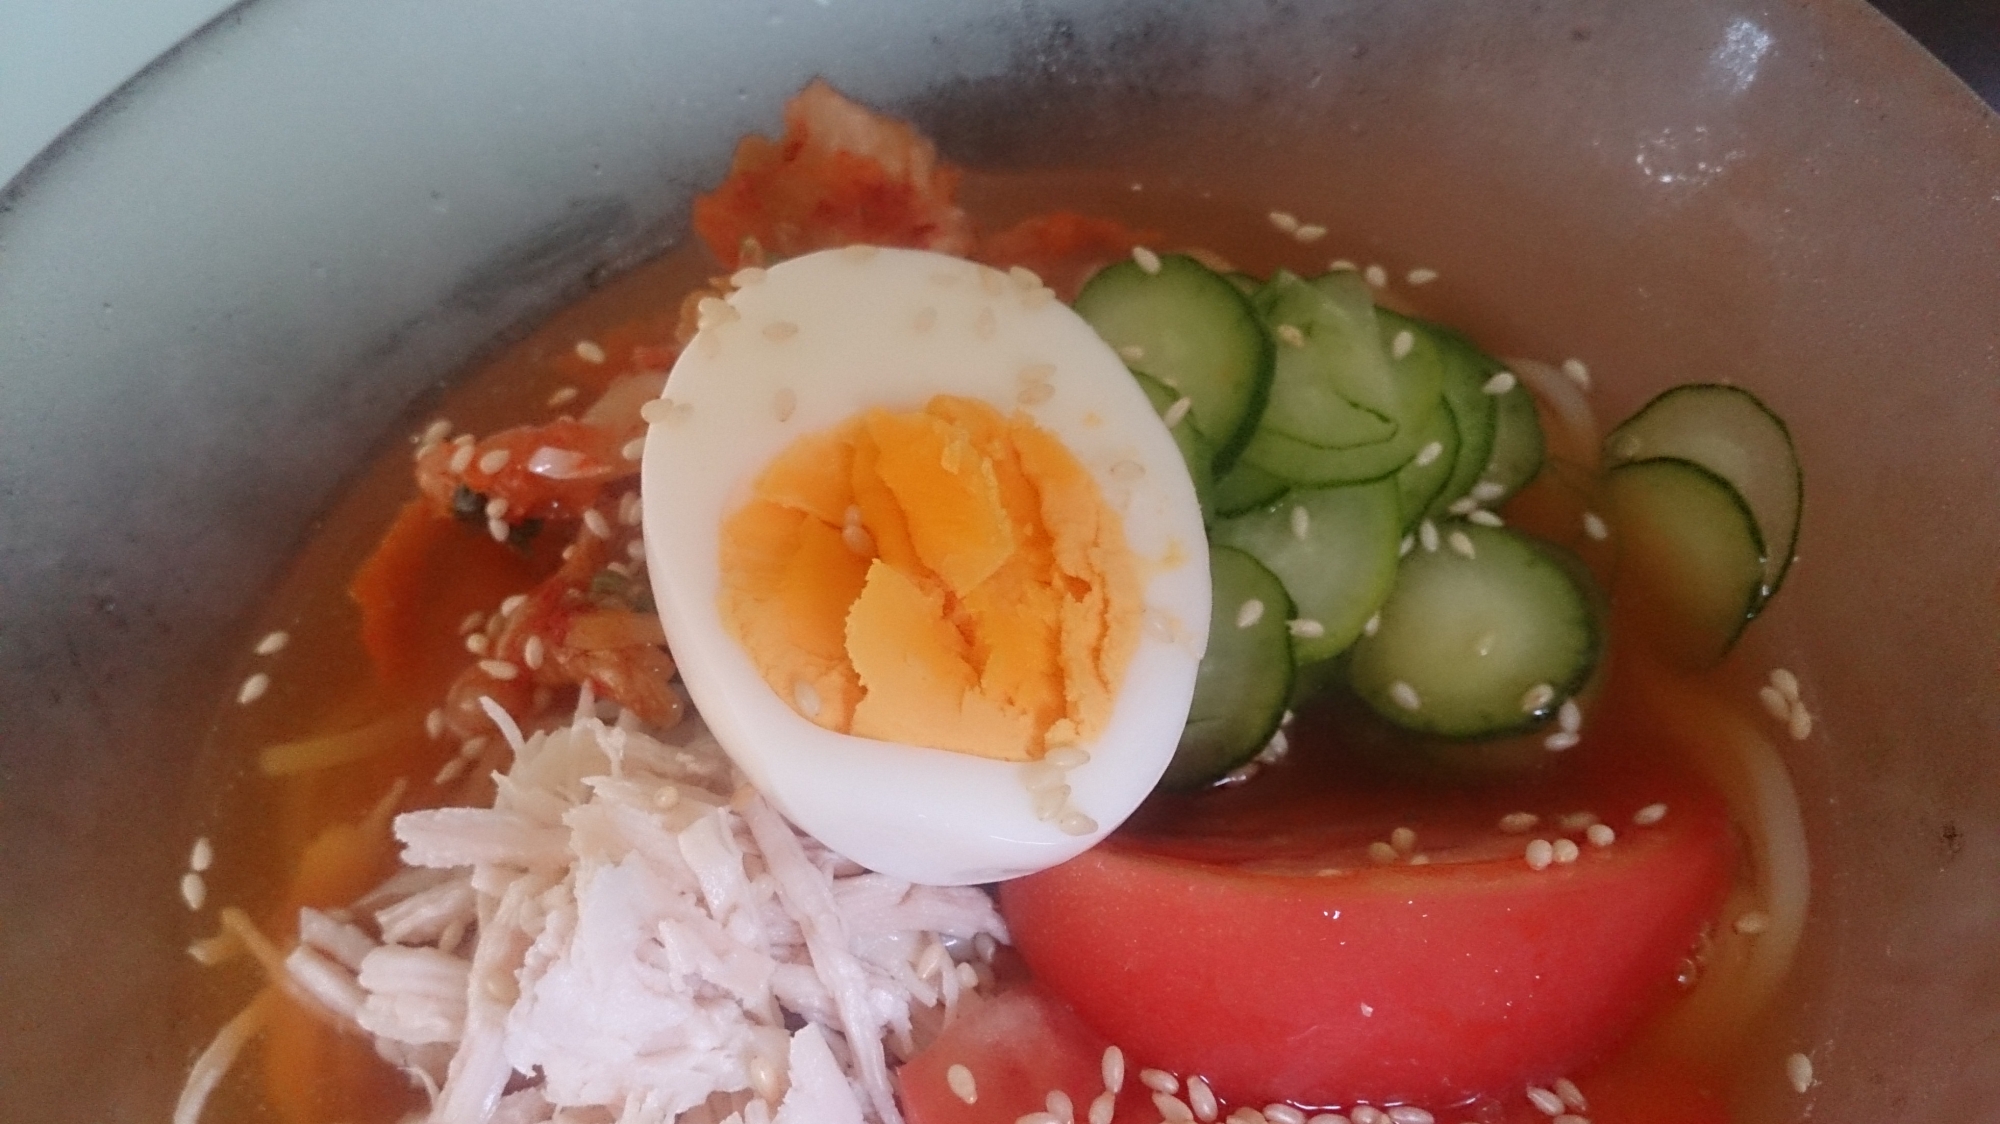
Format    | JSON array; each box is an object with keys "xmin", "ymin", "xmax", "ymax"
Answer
[
  {"xmin": 998, "ymin": 762, "xmax": 1735, "ymax": 1109},
  {"xmin": 900, "ymin": 988, "xmax": 1126, "ymax": 1124}
]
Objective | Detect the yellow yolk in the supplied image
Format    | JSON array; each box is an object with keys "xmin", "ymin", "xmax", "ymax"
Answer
[{"xmin": 717, "ymin": 394, "xmax": 1141, "ymax": 762}]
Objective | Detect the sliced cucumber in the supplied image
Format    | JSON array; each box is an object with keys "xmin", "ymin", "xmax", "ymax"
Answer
[
  {"xmin": 1131, "ymin": 369, "xmax": 1216, "ymax": 524},
  {"xmin": 1211, "ymin": 457, "xmax": 1289, "ymax": 518},
  {"xmin": 1602, "ymin": 457, "xmax": 1766, "ymax": 668},
  {"xmin": 1212, "ymin": 479, "xmax": 1402, "ymax": 663},
  {"xmin": 1347, "ymin": 521, "xmax": 1602, "ymax": 739},
  {"xmin": 1479, "ymin": 374, "xmax": 1545, "ymax": 504},
  {"xmin": 1163, "ymin": 546, "xmax": 1296, "ymax": 789},
  {"xmin": 1075, "ymin": 254, "xmax": 1274, "ymax": 473},
  {"xmin": 1394, "ymin": 392, "xmax": 1460, "ymax": 529},
  {"xmin": 1391, "ymin": 315, "xmax": 1499, "ymax": 518},
  {"xmin": 1604, "ymin": 383, "xmax": 1801, "ymax": 603},
  {"xmin": 1237, "ymin": 272, "xmax": 1436, "ymax": 485}
]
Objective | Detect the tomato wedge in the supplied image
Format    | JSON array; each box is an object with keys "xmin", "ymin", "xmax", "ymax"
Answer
[
  {"xmin": 998, "ymin": 760, "xmax": 1735, "ymax": 1109},
  {"xmin": 901, "ymin": 988, "xmax": 1122, "ymax": 1124}
]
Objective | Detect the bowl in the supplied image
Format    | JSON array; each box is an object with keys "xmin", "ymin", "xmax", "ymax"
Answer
[{"xmin": 2, "ymin": 1, "xmax": 1996, "ymax": 1119}]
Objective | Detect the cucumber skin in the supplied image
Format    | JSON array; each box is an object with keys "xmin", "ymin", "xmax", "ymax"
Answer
[
  {"xmin": 1131, "ymin": 369, "xmax": 1218, "ymax": 525},
  {"xmin": 1163, "ymin": 546, "xmax": 1296, "ymax": 790},
  {"xmin": 1075, "ymin": 255, "xmax": 1275, "ymax": 475},
  {"xmin": 1603, "ymin": 456, "xmax": 1766, "ymax": 668},
  {"xmin": 1480, "ymin": 378, "xmax": 1546, "ymax": 503}
]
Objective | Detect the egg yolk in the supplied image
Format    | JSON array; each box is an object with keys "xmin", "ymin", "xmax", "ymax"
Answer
[{"xmin": 718, "ymin": 394, "xmax": 1141, "ymax": 761}]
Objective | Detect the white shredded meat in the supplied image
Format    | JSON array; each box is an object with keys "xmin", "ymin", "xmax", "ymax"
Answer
[{"xmin": 251, "ymin": 702, "xmax": 1005, "ymax": 1124}]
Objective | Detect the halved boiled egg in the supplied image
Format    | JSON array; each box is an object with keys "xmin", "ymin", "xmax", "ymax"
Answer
[{"xmin": 642, "ymin": 246, "xmax": 1208, "ymax": 885}]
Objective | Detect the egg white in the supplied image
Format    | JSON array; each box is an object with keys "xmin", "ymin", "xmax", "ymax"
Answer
[{"xmin": 642, "ymin": 246, "xmax": 1209, "ymax": 885}]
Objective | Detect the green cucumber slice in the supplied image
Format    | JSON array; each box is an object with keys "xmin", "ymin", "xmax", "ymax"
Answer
[
  {"xmin": 1211, "ymin": 457, "xmax": 1290, "ymax": 518},
  {"xmin": 1394, "ymin": 393, "xmax": 1460, "ymax": 529},
  {"xmin": 1163, "ymin": 546, "xmax": 1296, "ymax": 790},
  {"xmin": 1602, "ymin": 457, "xmax": 1766, "ymax": 668},
  {"xmin": 1604, "ymin": 383, "xmax": 1801, "ymax": 603},
  {"xmin": 1478, "ymin": 374, "xmax": 1546, "ymax": 504},
  {"xmin": 1212, "ymin": 480, "xmax": 1402, "ymax": 663},
  {"xmin": 1347, "ymin": 521, "xmax": 1602, "ymax": 739},
  {"xmin": 1389, "ymin": 314, "xmax": 1499, "ymax": 518},
  {"xmin": 1131, "ymin": 369, "xmax": 1216, "ymax": 524},
  {"xmin": 1075, "ymin": 254, "xmax": 1275, "ymax": 474}
]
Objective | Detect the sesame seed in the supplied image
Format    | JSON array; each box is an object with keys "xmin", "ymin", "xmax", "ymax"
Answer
[
  {"xmin": 1019, "ymin": 382, "xmax": 1056, "ymax": 406},
  {"xmin": 1295, "ymin": 224, "xmax": 1328, "ymax": 243},
  {"xmin": 572, "ymin": 339, "xmax": 607, "ymax": 364},
  {"xmin": 1140, "ymin": 1069, "xmax": 1179, "ymax": 1095},
  {"xmin": 1048, "ymin": 747, "xmax": 1090, "ymax": 771},
  {"xmin": 1481, "ymin": 371, "xmax": 1518, "ymax": 395},
  {"xmin": 1022, "ymin": 285, "xmax": 1055, "ymax": 308},
  {"xmin": 1264, "ymin": 1106, "xmax": 1307, "ymax": 1124},
  {"xmin": 621, "ymin": 437, "xmax": 645, "ymax": 462},
  {"xmin": 1552, "ymin": 839, "xmax": 1581, "ymax": 864},
  {"xmin": 1162, "ymin": 396, "xmax": 1193, "ymax": 428},
  {"xmin": 1561, "ymin": 358, "xmax": 1591, "ymax": 389},
  {"xmin": 620, "ymin": 492, "xmax": 643, "ymax": 526},
  {"xmin": 1552, "ymin": 1116, "xmax": 1589, "ymax": 1124},
  {"xmin": 1352, "ymin": 1109, "xmax": 1386, "ymax": 1124},
  {"xmin": 1367, "ymin": 841, "xmax": 1398, "ymax": 864},
  {"xmin": 1288, "ymin": 618, "xmax": 1326, "ymax": 639},
  {"xmin": 1500, "ymin": 812, "xmax": 1539, "ymax": 833},
  {"xmin": 254, "ymin": 630, "xmax": 290, "ymax": 656},
  {"xmin": 1328, "ymin": 259, "xmax": 1357, "ymax": 272},
  {"xmin": 1414, "ymin": 440, "xmax": 1443, "ymax": 467},
  {"xmin": 418, "ymin": 418, "xmax": 453, "ymax": 448},
  {"xmin": 1734, "ymin": 910, "xmax": 1771, "ymax": 935},
  {"xmin": 1032, "ymin": 787, "xmax": 1068, "ymax": 822},
  {"xmin": 793, "ymin": 680, "xmax": 822, "ymax": 719},
  {"xmin": 487, "ymin": 518, "xmax": 509, "ymax": 543},
  {"xmin": 1468, "ymin": 509, "xmax": 1505, "ymax": 527},
  {"xmin": 465, "ymin": 633, "xmax": 490, "ymax": 655},
  {"xmin": 1544, "ymin": 730, "xmax": 1580, "ymax": 751},
  {"xmin": 1153, "ymin": 1095, "xmax": 1195, "ymax": 1124},
  {"xmin": 434, "ymin": 757, "xmax": 466, "ymax": 785},
  {"xmin": 1089, "ymin": 1092, "xmax": 1116, "ymax": 1124},
  {"xmin": 1559, "ymin": 699, "xmax": 1582, "ymax": 733},
  {"xmin": 459, "ymin": 737, "xmax": 484, "ymax": 759},
  {"xmin": 1471, "ymin": 480, "xmax": 1507, "ymax": 503},
  {"xmin": 236, "ymin": 673, "xmax": 270, "ymax": 705},
  {"xmin": 1633, "ymin": 802, "xmax": 1669, "ymax": 826},
  {"xmin": 1363, "ymin": 612, "xmax": 1381, "ymax": 637},
  {"xmin": 1788, "ymin": 704, "xmax": 1814, "ymax": 741},
  {"xmin": 180, "ymin": 872, "xmax": 207, "ymax": 911},
  {"xmin": 1521, "ymin": 683, "xmax": 1556, "ymax": 713},
  {"xmin": 1554, "ymin": 1078, "xmax": 1588, "ymax": 1111},
  {"xmin": 477, "ymin": 448, "xmax": 511, "ymax": 475},
  {"xmin": 978, "ymin": 267, "xmax": 1007, "ymax": 296},
  {"xmin": 1008, "ymin": 266, "xmax": 1043, "ymax": 291},
  {"xmin": 1237, "ymin": 599, "xmax": 1266, "ymax": 629},
  {"xmin": 1290, "ymin": 505, "xmax": 1311, "ymax": 540},
  {"xmin": 1101, "ymin": 1046, "xmax": 1126, "ymax": 1094},
  {"xmin": 1447, "ymin": 530, "xmax": 1476, "ymax": 559},
  {"xmin": 1019, "ymin": 1113, "xmax": 1061, "ymax": 1124},
  {"xmin": 1786, "ymin": 1052, "xmax": 1814, "ymax": 1094},
  {"xmin": 1268, "ymin": 211, "xmax": 1300, "ymax": 233},
  {"xmin": 1390, "ymin": 826, "xmax": 1417, "ymax": 854},
  {"xmin": 1527, "ymin": 1087, "xmax": 1565, "ymax": 1115},
  {"xmin": 1586, "ymin": 823, "xmax": 1617, "ymax": 847},
  {"xmin": 842, "ymin": 522, "xmax": 875, "ymax": 556},
  {"xmin": 1386, "ymin": 1109, "xmax": 1432, "ymax": 1124},
  {"xmin": 1276, "ymin": 324, "xmax": 1307, "ymax": 348},
  {"xmin": 1419, "ymin": 519, "xmax": 1440, "ymax": 552},
  {"xmin": 1582, "ymin": 511, "xmax": 1609, "ymax": 540},
  {"xmin": 696, "ymin": 296, "xmax": 737, "ymax": 331},
  {"xmin": 956, "ymin": 960, "xmax": 980, "ymax": 988},
  {"xmin": 1117, "ymin": 344, "xmax": 1146, "ymax": 362},
  {"xmin": 498, "ymin": 593, "xmax": 527, "ymax": 618},
  {"xmin": 1132, "ymin": 246, "xmax": 1163, "ymax": 274},
  {"xmin": 485, "ymin": 497, "xmax": 510, "ymax": 521},
  {"xmin": 581, "ymin": 509, "xmax": 612, "ymax": 539},
  {"xmin": 761, "ymin": 320, "xmax": 800, "ymax": 342},
  {"xmin": 1759, "ymin": 685, "xmax": 1791, "ymax": 721},
  {"xmin": 1525, "ymin": 839, "xmax": 1555, "ymax": 870},
  {"xmin": 189, "ymin": 837, "xmax": 214, "ymax": 872},
  {"xmin": 1186, "ymin": 1077, "xmax": 1217, "ymax": 1122},
  {"xmin": 1363, "ymin": 264, "xmax": 1388, "ymax": 288},
  {"xmin": 1019, "ymin": 362, "xmax": 1056, "ymax": 385},
  {"xmin": 1391, "ymin": 330, "xmax": 1415, "ymax": 360},
  {"xmin": 1447, "ymin": 496, "xmax": 1479, "ymax": 516},
  {"xmin": 448, "ymin": 442, "xmax": 477, "ymax": 474},
  {"xmin": 523, "ymin": 636, "xmax": 545, "ymax": 671},
  {"xmin": 1407, "ymin": 267, "xmax": 1439, "ymax": 285},
  {"xmin": 480, "ymin": 659, "xmax": 519, "ymax": 680},
  {"xmin": 1049, "ymin": 1090, "xmax": 1076, "ymax": 1124},
  {"xmin": 1022, "ymin": 761, "xmax": 1066, "ymax": 793},
  {"xmin": 1771, "ymin": 667, "xmax": 1801, "ymax": 700},
  {"xmin": 1389, "ymin": 681, "xmax": 1422, "ymax": 710}
]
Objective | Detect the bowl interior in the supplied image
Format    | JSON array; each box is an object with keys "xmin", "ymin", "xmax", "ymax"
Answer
[{"xmin": 2, "ymin": 0, "xmax": 1997, "ymax": 1118}]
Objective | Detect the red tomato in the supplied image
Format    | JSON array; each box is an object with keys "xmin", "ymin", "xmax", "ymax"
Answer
[
  {"xmin": 998, "ymin": 771, "xmax": 1735, "ymax": 1110},
  {"xmin": 900, "ymin": 988, "xmax": 1120, "ymax": 1124}
]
